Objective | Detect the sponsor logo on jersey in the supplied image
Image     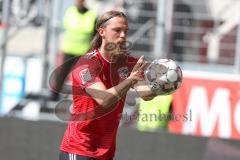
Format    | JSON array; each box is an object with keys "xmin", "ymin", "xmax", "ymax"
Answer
[{"xmin": 79, "ymin": 68, "xmax": 92, "ymax": 84}]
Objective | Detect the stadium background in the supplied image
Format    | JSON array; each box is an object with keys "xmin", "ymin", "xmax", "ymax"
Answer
[{"xmin": 0, "ymin": 0, "xmax": 240, "ymax": 159}]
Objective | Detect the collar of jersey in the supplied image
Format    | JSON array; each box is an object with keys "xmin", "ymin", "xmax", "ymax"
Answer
[{"xmin": 97, "ymin": 48, "xmax": 113, "ymax": 64}]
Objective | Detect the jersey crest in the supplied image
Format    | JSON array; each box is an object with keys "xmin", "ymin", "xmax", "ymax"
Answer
[{"xmin": 118, "ymin": 66, "xmax": 128, "ymax": 79}]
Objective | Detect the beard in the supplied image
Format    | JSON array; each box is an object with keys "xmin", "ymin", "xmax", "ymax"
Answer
[
  {"xmin": 105, "ymin": 42, "xmax": 128, "ymax": 58},
  {"xmin": 109, "ymin": 51, "xmax": 127, "ymax": 63}
]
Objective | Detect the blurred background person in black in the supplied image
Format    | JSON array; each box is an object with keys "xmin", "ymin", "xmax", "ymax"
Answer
[{"xmin": 51, "ymin": 0, "xmax": 97, "ymax": 100}]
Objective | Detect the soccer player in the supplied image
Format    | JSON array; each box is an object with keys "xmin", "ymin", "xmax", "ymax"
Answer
[{"xmin": 59, "ymin": 10, "xmax": 156, "ymax": 160}]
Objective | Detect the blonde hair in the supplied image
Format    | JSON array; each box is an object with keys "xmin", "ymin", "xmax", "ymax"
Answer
[{"xmin": 89, "ymin": 11, "xmax": 127, "ymax": 51}]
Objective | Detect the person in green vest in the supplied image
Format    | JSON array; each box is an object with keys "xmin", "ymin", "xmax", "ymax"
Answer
[
  {"xmin": 51, "ymin": 0, "xmax": 97, "ymax": 100},
  {"xmin": 137, "ymin": 95, "xmax": 172, "ymax": 131}
]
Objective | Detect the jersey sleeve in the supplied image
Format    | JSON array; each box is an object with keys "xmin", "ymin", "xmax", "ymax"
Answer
[{"xmin": 72, "ymin": 55, "xmax": 102, "ymax": 89}]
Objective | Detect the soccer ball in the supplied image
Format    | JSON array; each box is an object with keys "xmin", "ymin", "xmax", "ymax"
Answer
[{"xmin": 144, "ymin": 59, "xmax": 183, "ymax": 95}]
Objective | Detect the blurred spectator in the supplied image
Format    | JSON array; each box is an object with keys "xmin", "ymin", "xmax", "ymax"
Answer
[
  {"xmin": 137, "ymin": 95, "xmax": 172, "ymax": 131},
  {"xmin": 171, "ymin": 2, "xmax": 193, "ymax": 61},
  {"xmin": 51, "ymin": 0, "xmax": 97, "ymax": 100}
]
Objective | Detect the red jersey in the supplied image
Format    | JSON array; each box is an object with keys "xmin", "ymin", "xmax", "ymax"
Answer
[{"xmin": 60, "ymin": 49, "xmax": 137, "ymax": 160}]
